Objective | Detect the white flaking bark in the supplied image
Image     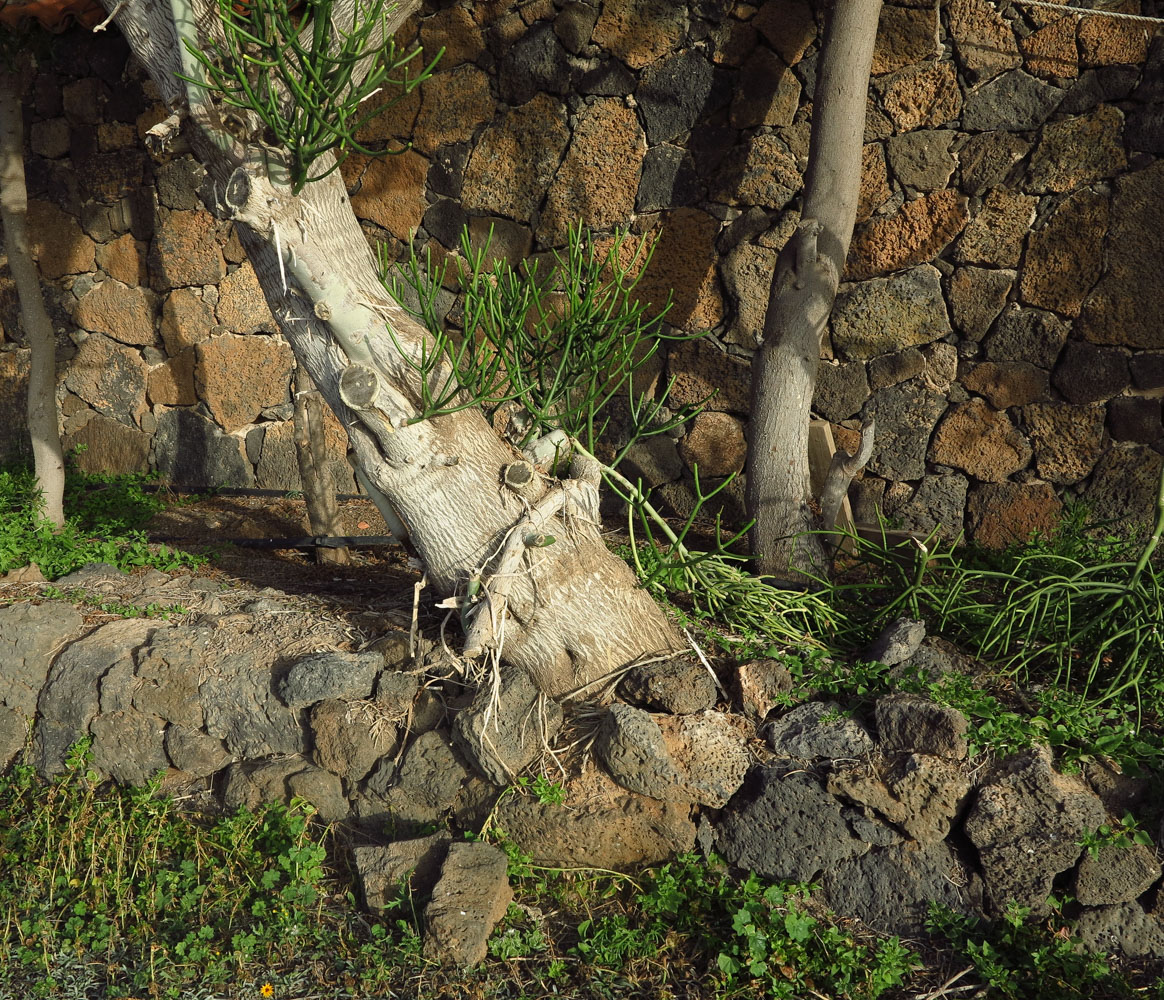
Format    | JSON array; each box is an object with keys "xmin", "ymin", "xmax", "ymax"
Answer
[{"xmin": 99, "ymin": 0, "xmax": 683, "ymax": 695}]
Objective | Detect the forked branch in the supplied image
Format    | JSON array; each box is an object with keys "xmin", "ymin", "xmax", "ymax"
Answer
[{"xmin": 819, "ymin": 418, "xmax": 874, "ymax": 532}]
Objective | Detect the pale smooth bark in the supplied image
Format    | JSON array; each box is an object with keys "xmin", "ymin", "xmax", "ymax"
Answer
[
  {"xmin": 99, "ymin": 0, "xmax": 682, "ymax": 695},
  {"xmin": 746, "ymin": 0, "xmax": 882, "ymax": 579},
  {"xmin": 0, "ymin": 68, "xmax": 65, "ymax": 528}
]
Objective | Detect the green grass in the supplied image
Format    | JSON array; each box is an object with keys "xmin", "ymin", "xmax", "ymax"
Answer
[
  {"xmin": 0, "ymin": 463, "xmax": 205, "ymax": 580},
  {"xmin": 0, "ymin": 742, "xmax": 920, "ymax": 1000},
  {"xmin": 0, "ymin": 740, "xmax": 427, "ymax": 1000}
]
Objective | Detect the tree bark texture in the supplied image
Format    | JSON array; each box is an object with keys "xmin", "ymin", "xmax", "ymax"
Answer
[
  {"xmin": 0, "ymin": 68, "xmax": 66, "ymax": 528},
  {"xmin": 746, "ymin": 0, "xmax": 882, "ymax": 580},
  {"xmin": 293, "ymin": 367, "xmax": 350, "ymax": 566},
  {"xmin": 100, "ymin": 0, "xmax": 682, "ymax": 696}
]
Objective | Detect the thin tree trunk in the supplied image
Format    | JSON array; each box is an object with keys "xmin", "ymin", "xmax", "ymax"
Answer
[
  {"xmin": 293, "ymin": 366, "xmax": 351, "ymax": 566},
  {"xmin": 745, "ymin": 0, "xmax": 882, "ymax": 580},
  {"xmin": 0, "ymin": 68, "xmax": 66, "ymax": 528},
  {"xmin": 100, "ymin": 0, "xmax": 683, "ymax": 696}
]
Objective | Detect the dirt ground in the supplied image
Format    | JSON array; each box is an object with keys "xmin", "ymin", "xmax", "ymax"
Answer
[{"xmin": 143, "ymin": 491, "xmax": 423, "ymax": 622}]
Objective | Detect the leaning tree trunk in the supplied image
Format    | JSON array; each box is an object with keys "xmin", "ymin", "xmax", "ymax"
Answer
[
  {"xmin": 100, "ymin": 0, "xmax": 682, "ymax": 696},
  {"xmin": 746, "ymin": 0, "xmax": 882, "ymax": 580},
  {"xmin": 293, "ymin": 367, "xmax": 350, "ymax": 566},
  {"xmin": 0, "ymin": 67, "xmax": 66, "ymax": 528}
]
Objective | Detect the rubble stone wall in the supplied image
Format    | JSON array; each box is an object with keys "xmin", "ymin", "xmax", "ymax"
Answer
[{"xmin": 2, "ymin": 0, "xmax": 1164, "ymax": 544}]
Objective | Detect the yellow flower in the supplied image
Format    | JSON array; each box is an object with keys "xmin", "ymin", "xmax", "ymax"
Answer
[{"xmin": 260, "ymin": 984, "xmax": 274, "ymax": 998}]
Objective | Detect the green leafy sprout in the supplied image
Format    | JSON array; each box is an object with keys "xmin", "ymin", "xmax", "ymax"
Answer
[{"xmin": 180, "ymin": 0, "xmax": 440, "ymax": 193}]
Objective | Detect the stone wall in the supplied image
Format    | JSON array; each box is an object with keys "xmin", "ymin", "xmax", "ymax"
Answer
[{"xmin": 2, "ymin": 0, "xmax": 1164, "ymax": 544}]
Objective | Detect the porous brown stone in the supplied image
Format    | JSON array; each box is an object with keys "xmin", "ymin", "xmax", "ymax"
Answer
[
  {"xmin": 73, "ymin": 279, "xmax": 158, "ymax": 347},
  {"xmin": 1078, "ymin": 161, "xmax": 1164, "ymax": 348},
  {"xmin": 625, "ymin": 208, "xmax": 725, "ymax": 334},
  {"xmin": 871, "ymin": 4, "xmax": 939, "ymax": 75},
  {"xmin": 962, "ymin": 361, "xmax": 1050, "ymax": 409},
  {"xmin": 858, "ymin": 142, "xmax": 891, "ymax": 221},
  {"xmin": 721, "ymin": 242, "xmax": 776, "ymax": 347},
  {"xmin": 929, "ymin": 398, "xmax": 1032, "ymax": 482},
  {"xmin": 351, "ymin": 82, "xmax": 420, "ymax": 146},
  {"xmin": 1020, "ymin": 16, "xmax": 1078, "ymax": 79},
  {"xmin": 28, "ymin": 199, "xmax": 95, "ymax": 279},
  {"xmin": 0, "ymin": 350, "xmax": 29, "ymax": 463},
  {"xmin": 64, "ymin": 333, "xmax": 149, "ymax": 428},
  {"xmin": 879, "ymin": 62, "xmax": 962, "ymax": 133},
  {"xmin": 63, "ymin": 414, "xmax": 150, "ymax": 476},
  {"xmin": 730, "ymin": 48, "xmax": 801, "ymax": 129},
  {"xmin": 946, "ymin": 0, "xmax": 1022, "ymax": 83},
  {"xmin": 538, "ymin": 99, "xmax": 646, "ymax": 245},
  {"xmin": 147, "ymin": 349, "xmax": 197, "ymax": 406},
  {"xmin": 95, "ymin": 233, "xmax": 145, "ymax": 286},
  {"xmin": 1021, "ymin": 402, "xmax": 1107, "ymax": 484},
  {"xmin": 413, "ymin": 64, "xmax": 495, "ymax": 155},
  {"xmin": 832, "ymin": 264, "xmax": 950, "ymax": 361},
  {"xmin": 846, "ymin": 190, "xmax": 968, "ymax": 279},
  {"xmin": 217, "ymin": 262, "xmax": 275, "ymax": 334},
  {"xmin": 462, "ymin": 94, "xmax": 570, "ymax": 224},
  {"xmin": 710, "ymin": 17, "xmax": 757, "ymax": 68},
  {"xmin": 419, "ymin": 4, "xmax": 486, "ymax": 67},
  {"xmin": 149, "ymin": 210, "xmax": 225, "ymax": 291},
  {"xmin": 1020, "ymin": 189, "xmax": 1108, "ymax": 318},
  {"xmin": 1078, "ymin": 12, "xmax": 1150, "ymax": 67},
  {"xmin": 956, "ymin": 131, "xmax": 1031, "ymax": 196},
  {"xmin": 495, "ymin": 759, "xmax": 696, "ymax": 869},
  {"xmin": 947, "ymin": 266, "xmax": 1014, "ymax": 341},
  {"xmin": 678, "ymin": 411, "xmax": 747, "ymax": 478},
  {"xmin": 591, "ymin": 0, "xmax": 686, "ymax": 69},
  {"xmin": 1026, "ymin": 105, "xmax": 1126, "ymax": 193},
  {"xmin": 666, "ymin": 338, "xmax": 751, "ymax": 414},
  {"xmin": 966, "ymin": 482, "xmax": 1063, "ymax": 549},
  {"xmin": 160, "ymin": 287, "xmax": 216, "ymax": 356},
  {"xmin": 753, "ymin": 0, "xmax": 817, "ymax": 65},
  {"xmin": 885, "ymin": 130, "xmax": 956, "ymax": 192},
  {"xmin": 349, "ymin": 149, "xmax": 428, "ymax": 241},
  {"xmin": 951, "ymin": 189, "xmax": 1037, "ymax": 268},
  {"xmin": 195, "ymin": 334, "xmax": 295, "ymax": 434},
  {"xmin": 1053, "ymin": 340, "xmax": 1130, "ymax": 404},
  {"xmin": 717, "ymin": 133, "xmax": 801, "ymax": 211}
]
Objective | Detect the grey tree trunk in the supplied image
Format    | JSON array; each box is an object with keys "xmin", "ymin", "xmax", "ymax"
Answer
[
  {"xmin": 100, "ymin": 0, "xmax": 683, "ymax": 696},
  {"xmin": 745, "ymin": 0, "xmax": 882, "ymax": 580},
  {"xmin": 293, "ymin": 367, "xmax": 350, "ymax": 566},
  {"xmin": 0, "ymin": 67, "xmax": 65, "ymax": 528}
]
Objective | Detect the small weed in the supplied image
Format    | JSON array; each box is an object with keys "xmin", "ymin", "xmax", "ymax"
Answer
[
  {"xmin": 40, "ymin": 585, "xmax": 188, "ymax": 619},
  {"xmin": 574, "ymin": 853, "xmax": 915, "ymax": 999},
  {"xmin": 0, "ymin": 464, "xmax": 205, "ymax": 579},
  {"xmin": 928, "ymin": 899, "xmax": 1134, "ymax": 999},
  {"xmin": 489, "ymin": 903, "xmax": 548, "ymax": 959},
  {"xmin": 1078, "ymin": 813, "xmax": 1155, "ymax": 861},
  {"xmin": 515, "ymin": 773, "xmax": 567, "ymax": 805}
]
